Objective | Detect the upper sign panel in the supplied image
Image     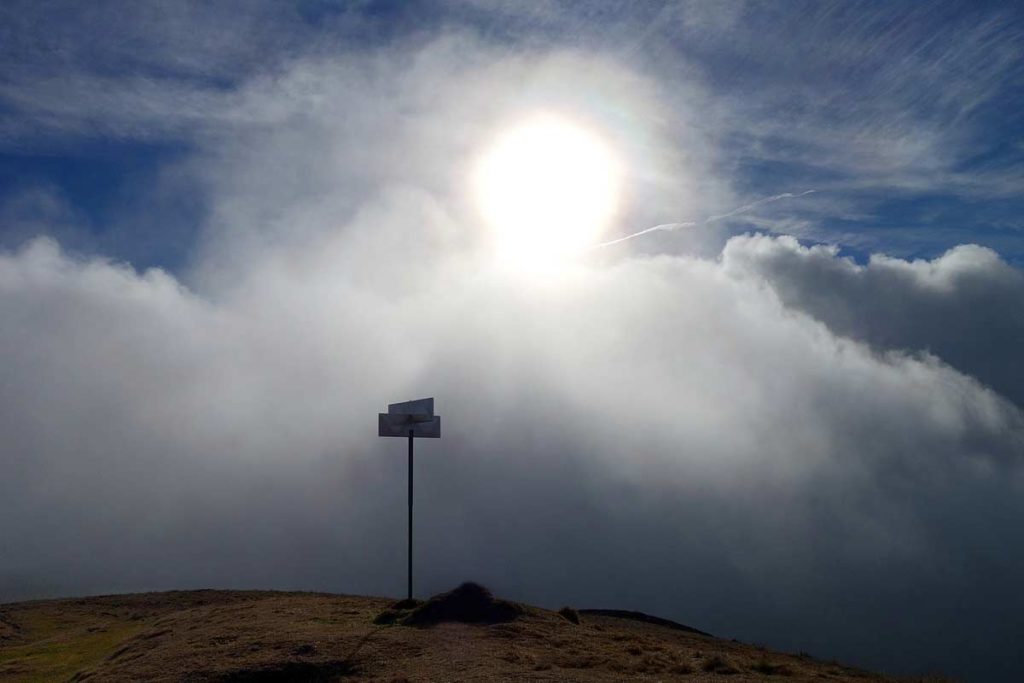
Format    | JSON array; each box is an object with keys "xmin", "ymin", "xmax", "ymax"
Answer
[{"xmin": 388, "ymin": 397, "xmax": 434, "ymax": 416}]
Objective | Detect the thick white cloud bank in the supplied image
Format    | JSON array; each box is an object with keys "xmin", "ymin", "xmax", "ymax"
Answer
[
  {"xmin": 724, "ymin": 234, "xmax": 1024, "ymax": 407},
  {"xmin": 2, "ymin": 30, "xmax": 1024, "ymax": 683},
  {"xmin": 2, "ymin": 228, "xmax": 1023, "ymax": 679}
]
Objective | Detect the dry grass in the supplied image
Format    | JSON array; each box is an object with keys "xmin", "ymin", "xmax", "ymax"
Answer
[{"xmin": 0, "ymin": 588, "xmax": 955, "ymax": 682}]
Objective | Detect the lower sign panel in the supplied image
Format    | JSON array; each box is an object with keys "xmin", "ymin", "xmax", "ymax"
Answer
[{"xmin": 378, "ymin": 413, "xmax": 441, "ymax": 438}]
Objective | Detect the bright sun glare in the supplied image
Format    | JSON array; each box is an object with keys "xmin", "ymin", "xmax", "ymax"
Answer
[{"xmin": 473, "ymin": 113, "xmax": 622, "ymax": 276}]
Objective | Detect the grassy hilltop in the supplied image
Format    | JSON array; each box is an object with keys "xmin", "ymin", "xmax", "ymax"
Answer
[{"xmin": 0, "ymin": 583, "xmax": 950, "ymax": 682}]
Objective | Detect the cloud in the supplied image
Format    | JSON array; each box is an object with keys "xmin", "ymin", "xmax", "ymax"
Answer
[
  {"xmin": 723, "ymin": 233, "xmax": 1024, "ymax": 407},
  {"xmin": 1, "ymin": 11, "xmax": 1023, "ymax": 682},
  {"xmin": 3, "ymin": 225, "xmax": 1023, "ymax": 680},
  {"xmin": 5, "ymin": 2, "xmax": 1019, "ymax": 257}
]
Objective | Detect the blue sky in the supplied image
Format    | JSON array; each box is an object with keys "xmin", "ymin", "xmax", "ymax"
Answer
[
  {"xmin": 2, "ymin": 3, "xmax": 1023, "ymax": 682},
  {"xmin": 2, "ymin": 1, "xmax": 1022, "ymax": 269}
]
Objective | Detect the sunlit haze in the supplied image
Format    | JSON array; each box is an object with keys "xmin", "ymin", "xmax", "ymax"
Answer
[{"xmin": 473, "ymin": 114, "xmax": 622, "ymax": 276}]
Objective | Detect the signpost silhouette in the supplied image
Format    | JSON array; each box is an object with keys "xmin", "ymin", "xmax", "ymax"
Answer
[{"xmin": 378, "ymin": 398, "xmax": 440, "ymax": 600}]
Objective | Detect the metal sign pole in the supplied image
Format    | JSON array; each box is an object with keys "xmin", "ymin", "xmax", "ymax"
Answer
[
  {"xmin": 407, "ymin": 428, "xmax": 414, "ymax": 601},
  {"xmin": 378, "ymin": 397, "xmax": 439, "ymax": 602}
]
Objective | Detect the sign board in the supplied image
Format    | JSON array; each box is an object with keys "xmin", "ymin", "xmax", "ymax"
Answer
[
  {"xmin": 389, "ymin": 398, "xmax": 434, "ymax": 416},
  {"xmin": 378, "ymin": 397, "xmax": 440, "ymax": 438},
  {"xmin": 378, "ymin": 413, "xmax": 441, "ymax": 438}
]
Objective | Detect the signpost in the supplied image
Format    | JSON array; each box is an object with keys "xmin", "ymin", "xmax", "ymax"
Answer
[{"xmin": 378, "ymin": 397, "xmax": 440, "ymax": 600}]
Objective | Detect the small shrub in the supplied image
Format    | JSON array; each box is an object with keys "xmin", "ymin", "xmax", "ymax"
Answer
[
  {"xmin": 702, "ymin": 654, "xmax": 740, "ymax": 674},
  {"xmin": 557, "ymin": 606, "xmax": 580, "ymax": 624},
  {"xmin": 670, "ymin": 662, "xmax": 695, "ymax": 674},
  {"xmin": 402, "ymin": 582, "xmax": 522, "ymax": 627}
]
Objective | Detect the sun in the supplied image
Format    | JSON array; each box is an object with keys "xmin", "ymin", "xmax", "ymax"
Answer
[{"xmin": 472, "ymin": 113, "xmax": 623, "ymax": 276}]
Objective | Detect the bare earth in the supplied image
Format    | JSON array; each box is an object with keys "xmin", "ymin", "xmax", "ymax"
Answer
[{"xmin": 0, "ymin": 588, "xmax": 949, "ymax": 682}]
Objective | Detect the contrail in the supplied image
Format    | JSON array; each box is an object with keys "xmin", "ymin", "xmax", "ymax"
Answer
[
  {"xmin": 589, "ymin": 221, "xmax": 697, "ymax": 249},
  {"xmin": 589, "ymin": 189, "xmax": 816, "ymax": 250}
]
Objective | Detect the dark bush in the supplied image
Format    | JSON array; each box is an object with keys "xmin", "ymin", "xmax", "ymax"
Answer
[
  {"xmin": 557, "ymin": 606, "xmax": 580, "ymax": 624},
  {"xmin": 401, "ymin": 582, "xmax": 523, "ymax": 627}
]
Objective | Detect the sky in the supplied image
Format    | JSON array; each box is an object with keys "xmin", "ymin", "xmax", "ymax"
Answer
[{"xmin": 1, "ymin": 2, "xmax": 1023, "ymax": 681}]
